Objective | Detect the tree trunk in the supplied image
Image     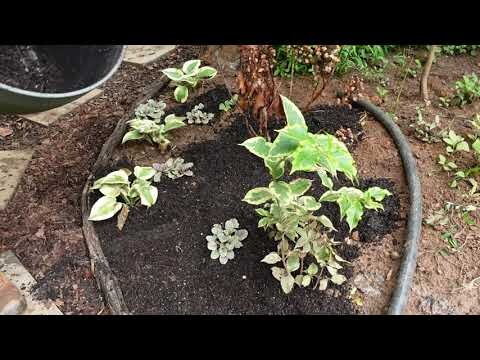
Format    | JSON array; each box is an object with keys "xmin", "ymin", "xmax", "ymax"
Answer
[
  {"xmin": 420, "ymin": 45, "xmax": 437, "ymax": 105},
  {"xmin": 237, "ymin": 45, "xmax": 283, "ymax": 137}
]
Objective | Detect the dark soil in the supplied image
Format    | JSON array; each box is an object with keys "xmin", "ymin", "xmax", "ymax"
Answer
[
  {"xmin": 305, "ymin": 105, "xmax": 365, "ymax": 148},
  {"xmin": 0, "ymin": 45, "xmax": 63, "ymax": 92},
  {"xmin": 94, "ymin": 104, "xmax": 400, "ymax": 314}
]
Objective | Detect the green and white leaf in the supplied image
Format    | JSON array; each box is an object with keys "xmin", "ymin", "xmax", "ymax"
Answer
[
  {"xmin": 88, "ymin": 196, "xmax": 123, "ymax": 221},
  {"xmin": 240, "ymin": 137, "xmax": 271, "ymax": 158},
  {"xmin": 280, "ymin": 273, "xmax": 295, "ymax": 294},
  {"xmin": 182, "ymin": 60, "xmax": 201, "ymax": 75},
  {"xmin": 134, "ymin": 166, "xmax": 156, "ymax": 181},
  {"xmin": 122, "ymin": 129, "xmax": 145, "ymax": 144},
  {"xmin": 197, "ymin": 66, "xmax": 217, "ymax": 79},
  {"xmin": 174, "ymin": 85, "xmax": 189, "ymax": 103},
  {"xmin": 161, "ymin": 68, "xmax": 184, "ymax": 81},
  {"xmin": 261, "ymin": 252, "xmax": 282, "ymax": 264},
  {"xmin": 243, "ymin": 187, "xmax": 272, "ymax": 205},
  {"xmin": 163, "ymin": 114, "xmax": 187, "ymax": 132},
  {"xmin": 289, "ymin": 178, "xmax": 312, "ymax": 196},
  {"xmin": 280, "ymin": 95, "xmax": 307, "ymax": 129}
]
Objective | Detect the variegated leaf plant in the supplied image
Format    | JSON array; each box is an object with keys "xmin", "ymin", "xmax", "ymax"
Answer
[{"xmin": 162, "ymin": 59, "xmax": 217, "ymax": 103}]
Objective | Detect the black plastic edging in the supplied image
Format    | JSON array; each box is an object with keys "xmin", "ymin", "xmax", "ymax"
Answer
[{"xmin": 353, "ymin": 99, "xmax": 422, "ymax": 315}]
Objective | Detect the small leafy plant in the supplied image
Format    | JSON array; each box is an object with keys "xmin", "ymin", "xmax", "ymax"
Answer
[
  {"xmin": 88, "ymin": 166, "xmax": 158, "ymax": 230},
  {"xmin": 219, "ymin": 94, "xmax": 239, "ymax": 112},
  {"xmin": 122, "ymin": 114, "xmax": 186, "ymax": 151},
  {"xmin": 134, "ymin": 99, "xmax": 166, "ymax": 121},
  {"xmin": 152, "ymin": 157, "xmax": 194, "ymax": 182},
  {"xmin": 410, "ymin": 108, "xmax": 445, "ymax": 143},
  {"xmin": 241, "ymin": 95, "xmax": 391, "ymax": 294},
  {"xmin": 451, "ymin": 73, "xmax": 480, "ymax": 107},
  {"xmin": 376, "ymin": 85, "xmax": 389, "ymax": 100},
  {"xmin": 206, "ymin": 218, "xmax": 248, "ymax": 264},
  {"xmin": 319, "ymin": 187, "xmax": 391, "ymax": 231},
  {"xmin": 162, "ymin": 59, "xmax": 217, "ymax": 103},
  {"xmin": 437, "ymin": 126, "xmax": 480, "ymax": 192},
  {"xmin": 425, "ymin": 201, "xmax": 477, "ymax": 256},
  {"xmin": 186, "ymin": 103, "xmax": 214, "ymax": 125}
]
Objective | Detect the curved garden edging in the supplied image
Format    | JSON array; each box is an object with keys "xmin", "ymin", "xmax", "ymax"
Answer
[
  {"xmin": 81, "ymin": 76, "xmax": 170, "ymax": 315},
  {"xmin": 354, "ymin": 99, "xmax": 422, "ymax": 315}
]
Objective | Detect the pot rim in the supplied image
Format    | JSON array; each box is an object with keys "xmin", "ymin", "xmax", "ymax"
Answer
[{"xmin": 0, "ymin": 45, "xmax": 127, "ymax": 99}]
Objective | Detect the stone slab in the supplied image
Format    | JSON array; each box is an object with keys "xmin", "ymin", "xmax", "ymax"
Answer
[
  {"xmin": 0, "ymin": 251, "xmax": 62, "ymax": 315},
  {"xmin": 21, "ymin": 89, "xmax": 103, "ymax": 126},
  {"xmin": 124, "ymin": 45, "xmax": 176, "ymax": 65},
  {"xmin": 0, "ymin": 149, "xmax": 34, "ymax": 210},
  {"xmin": 0, "ymin": 272, "xmax": 27, "ymax": 315}
]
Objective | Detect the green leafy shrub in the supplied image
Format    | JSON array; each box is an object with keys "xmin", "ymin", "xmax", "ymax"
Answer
[
  {"xmin": 452, "ymin": 73, "xmax": 480, "ymax": 106},
  {"xmin": 206, "ymin": 218, "xmax": 248, "ymax": 264},
  {"xmin": 440, "ymin": 45, "xmax": 480, "ymax": 56},
  {"xmin": 152, "ymin": 157, "xmax": 194, "ymax": 182},
  {"xmin": 89, "ymin": 166, "xmax": 158, "ymax": 230},
  {"xmin": 186, "ymin": 103, "xmax": 214, "ymax": 125},
  {"xmin": 336, "ymin": 45, "xmax": 398, "ymax": 75},
  {"xmin": 122, "ymin": 114, "xmax": 186, "ymax": 151},
  {"xmin": 241, "ymin": 95, "xmax": 391, "ymax": 294},
  {"xmin": 162, "ymin": 59, "xmax": 217, "ymax": 103}
]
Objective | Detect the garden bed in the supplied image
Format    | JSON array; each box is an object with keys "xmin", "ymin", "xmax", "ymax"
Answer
[{"xmin": 86, "ymin": 81, "xmax": 401, "ymax": 314}]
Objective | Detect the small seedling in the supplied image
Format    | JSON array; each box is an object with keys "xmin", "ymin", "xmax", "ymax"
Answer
[
  {"xmin": 451, "ymin": 73, "xmax": 480, "ymax": 107},
  {"xmin": 122, "ymin": 114, "xmax": 186, "ymax": 152},
  {"xmin": 438, "ymin": 154, "xmax": 458, "ymax": 172},
  {"xmin": 186, "ymin": 103, "xmax": 214, "ymax": 125},
  {"xmin": 219, "ymin": 94, "xmax": 239, "ymax": 112},
  {"xmin": 438, "ymin": 97, "xmax": 451, "ymax": 108},
  {"xmin": 88, "ymin": 166, "xmax": 158, "ymax": 230},
  {"xmin": 403, "ymin": 58, "xmax": 422, "ymax": 78},
  {"xmin": 410, "ymin": 107, "xmax": 445, "ymax": 143},
  {"xmin": 162, "ymin": 59, "xmax": 217, "ymax": 103},
  {"xmin": 152, "ymin": 157, "xmax": 194, "ymax": 182},
  {"xmin": 206, "ymin": 218, "xmax": 248, "ymax": 264},
  {"xmin": 443, "ymin": 130, "xmax": 470, "ymax": 153},
  {"xmin": 376, "ymin": 86, "xmax": 389, "ymax": 100}
]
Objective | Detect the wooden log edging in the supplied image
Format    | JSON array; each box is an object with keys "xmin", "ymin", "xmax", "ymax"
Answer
[{"xmin": 81, "ymin": 76, "xmax": 170, "ymax": 315}]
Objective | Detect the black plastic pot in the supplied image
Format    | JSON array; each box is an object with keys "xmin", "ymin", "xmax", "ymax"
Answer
[{"xmin": 0, "ymin": 45, "xmax": 126, "ymax": 114}]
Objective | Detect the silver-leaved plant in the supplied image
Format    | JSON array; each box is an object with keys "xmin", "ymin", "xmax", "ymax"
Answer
[
  {"xmin": 152, "ymin": 157, "xmax": 194, "ymax": 182},
  {"xmin": 186, "ymin": 103, "xmax": 214, "ymax": 125},
  {"xmin": 206, "ymin": 218, "xmax": 248, "ymax": 264},
  {"xmin": 134, "ymin": 99, "xmax": 167, "ymax": 122}
]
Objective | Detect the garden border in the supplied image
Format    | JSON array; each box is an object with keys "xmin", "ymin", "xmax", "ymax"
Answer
[
  {"xmin": 81, "ymin": 79, "xmax": 421, "ymax": 315},
  {"xmin": 354, "ymin": 99, "xmax": 422, "ymax": 315},
  {"xmin": 81, "ymin": 75, "xmax": 170, "ymax": 315}
]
